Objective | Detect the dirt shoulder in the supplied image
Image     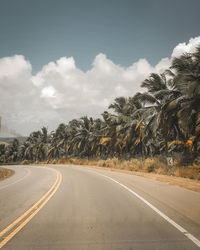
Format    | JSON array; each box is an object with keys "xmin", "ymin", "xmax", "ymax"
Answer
[
  {"xmin": 0, "ymin": 166, "xmax": 15, "ymax": 181},
  {"xmin": 53, "ymin": 157, "xmax": 200, "ymax": 193},
  {"xmin": 63, "ymin": 164, "xmax": 200, "ymax": 193}
]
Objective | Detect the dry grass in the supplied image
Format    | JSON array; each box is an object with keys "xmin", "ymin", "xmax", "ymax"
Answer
[
  {"xmin": 53, "ymin": 156, "xmax": 200, "ymax": 181},
  {"xmin": 0, "ymin": 141, "xmax": 9, "ymax": 146},
  {"xmin": 0, "ymin": 166, "xmax": 14, "ymax": 181},
  {"xmin": 21, "ymin": 160, "xmax": 31, "ymax": 165},
  {"xmin": 174, "ymin": 165, "xmax": 200, "ymax": 180},
  {"xmin": 20, "ymin": 156, "xmax": 199, "ymax": 192},
  {"xmin": 51, "ymin": 156, "xmax": 200, "ymax": 192}
]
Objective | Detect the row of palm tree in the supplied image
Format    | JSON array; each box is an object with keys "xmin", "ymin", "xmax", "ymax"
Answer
[{"xmin": 1, "ymin": 45, "xmax": 200, "ymax": 165}]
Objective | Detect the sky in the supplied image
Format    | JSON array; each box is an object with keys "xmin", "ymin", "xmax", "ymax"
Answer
[{"xmin": 0, "ymin": 0, "xmax": 200, "ymax": 136}]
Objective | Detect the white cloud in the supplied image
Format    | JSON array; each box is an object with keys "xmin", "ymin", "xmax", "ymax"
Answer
[
  {"xmin": 0, "ymin": 36, "xmax": 199, "ymax": 135},
  {"xmin": 172, "ymin": 36, "xmax": 200, "ymax": 57},
  {"xmin": 0, "ymin": 55, "xmax": 31, "ymax": 78},
  {"xmin": 41, "ymin": 86, "xmax": 56, "ymax": 98},
  {"xmin": 155, "ymin": 57, "xmax": 171, "ymax": 73}
]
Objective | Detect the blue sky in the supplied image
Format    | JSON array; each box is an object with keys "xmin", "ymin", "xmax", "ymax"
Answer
[
  {"xmin": 1, "ymin": 0, "xmax": 200, "ymax": 73},
  {"xmin": 0, "ymin": 0, "xmax": 200, "ymax": 135}
]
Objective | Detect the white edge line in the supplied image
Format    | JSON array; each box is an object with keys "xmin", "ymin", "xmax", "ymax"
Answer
[
  {"xmin": 0, "ymin": 168, "xmax": 31, "ymax": 190},
  {"xmin": 94, "ymin": 171, "xmax": 200, "ymax": 248},
  {"xmin": 0, "ymin": 165, "xmax": 55, "ymax": 190}
]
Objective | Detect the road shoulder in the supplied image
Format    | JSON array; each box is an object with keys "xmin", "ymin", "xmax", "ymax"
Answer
[
  {"xmin": 58, "ymin": 163, "xmax": 200, "ymax": 193},
  {"xmin": 0, "ymin": 166, "xmax": 14, "ymax": 181}
]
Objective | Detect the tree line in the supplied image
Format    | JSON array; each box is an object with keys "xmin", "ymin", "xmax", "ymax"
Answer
[{"xmin": 1, "ymin": 46, "xmax": 200, "ymax": 165}]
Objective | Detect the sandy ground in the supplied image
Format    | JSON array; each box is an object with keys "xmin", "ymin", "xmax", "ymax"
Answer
[{"xmin": 0, "ymin": 166, "xmax": 14, "ymax": 181}]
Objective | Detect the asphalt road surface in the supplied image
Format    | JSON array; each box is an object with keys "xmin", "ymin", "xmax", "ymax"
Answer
[{"xmin": 0, "ymin": 164, "xmax": 200, "ymax": 250}]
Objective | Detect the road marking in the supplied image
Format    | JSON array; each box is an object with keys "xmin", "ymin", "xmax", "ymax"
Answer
[
  {"xmin": 0, "ymin": 167, "xmax": 62, "ymax": 249},
  {"xmin": 94, "ymin": 171, "xmax": 200, "ymax": 248},
  {"xmin": 0, "ymin": 168, "xmax": 31, "ymax": 190}
]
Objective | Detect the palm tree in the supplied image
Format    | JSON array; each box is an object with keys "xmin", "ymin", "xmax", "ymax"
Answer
[
  {"xmin": 134, "ymin": 71, "xmax": 184, "ymax": 157},
  {"xmin": 4, "ymin": 44, "xmax": 200, "ymax": 165},
  {"xmin": 48, "ymin": 124, "xmax": 67, "ymax": 160},
  {"xmin": 165, "ymin": 46, "xmax": 200, "ymax": 160}
]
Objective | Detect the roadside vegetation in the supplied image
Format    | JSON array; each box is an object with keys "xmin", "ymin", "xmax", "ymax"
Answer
[
  {"xmin": 0, "ymin": 166, "xmax": 14, "ymax": 181},
  {"xmin": 0, "ymin": 45, "xmax": 200, "ymax": 180}
]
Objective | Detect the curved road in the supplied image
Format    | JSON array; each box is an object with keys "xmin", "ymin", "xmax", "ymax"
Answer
[{"xmin": 0, "ymin": 165, "xmax": 200, "ymax": 250}]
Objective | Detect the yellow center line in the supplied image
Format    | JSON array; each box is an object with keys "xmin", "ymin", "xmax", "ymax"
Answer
[
  {"xmin": 0, "ymin": 167, "xmax": 62, "ymax": 249},
  {"xmin": 0, "ymin": 167, "xmax": 60, "ymax": 238}
]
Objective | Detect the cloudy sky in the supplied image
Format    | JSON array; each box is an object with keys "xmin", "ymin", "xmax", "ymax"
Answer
[{"xmin": 0, "ymin": 0, "xmax": 200, "ymax": 136}]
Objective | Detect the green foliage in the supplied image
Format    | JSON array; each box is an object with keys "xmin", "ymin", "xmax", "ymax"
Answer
[{"xmin": 1, "ymin": 45, "xmax": 200, "ymax": 164}]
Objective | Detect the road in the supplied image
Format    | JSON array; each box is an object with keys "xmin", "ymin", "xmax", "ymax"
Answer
[{"xmin": 0, "ymin": 164, "xmax": 200, "ymax": 250}]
